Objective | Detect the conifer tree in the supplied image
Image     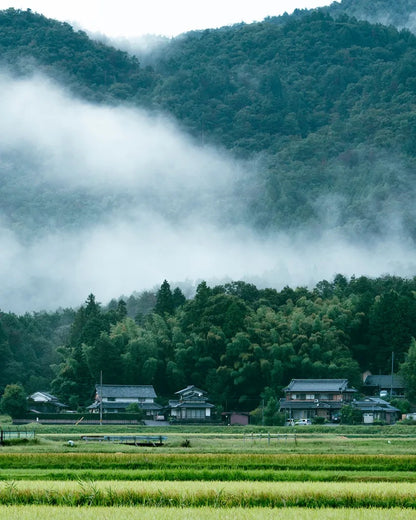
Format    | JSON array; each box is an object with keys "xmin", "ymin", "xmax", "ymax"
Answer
[{"xmin": 154, "ymin": 280, "xmax": 174, "ymax": 315}]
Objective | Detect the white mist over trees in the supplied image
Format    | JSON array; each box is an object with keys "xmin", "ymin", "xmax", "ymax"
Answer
[{"xmin": 0, "ymin": 70, "xmax": 416, "ymax": 312}]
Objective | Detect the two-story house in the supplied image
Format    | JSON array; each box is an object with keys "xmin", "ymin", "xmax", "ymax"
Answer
[
  {"xmin": 279, "ymin": 379, "xmax": 357, "ymax": 422},
  {"xmin": 87, "ymin": 384, "xmax": 162, "ymax": 418},
  {"xmin": 169, "ymin": 385, "xmax": 214, "ymax": 422}
]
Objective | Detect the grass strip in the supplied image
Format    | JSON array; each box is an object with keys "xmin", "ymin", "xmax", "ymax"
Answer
[
  {"xmin": 1, "ymin": 453, "xmax": 416, "ymax": 471},
  {"xmin": 2, "ymin": 468, "xmax": 416, "ymax": 482},
  {"xmin": 2, "ymin": 506, "xmax": 416, "ymax": 520},
  {"xmin": 1, "ymin": 480, "xmax": 416, "ymax": 508}
]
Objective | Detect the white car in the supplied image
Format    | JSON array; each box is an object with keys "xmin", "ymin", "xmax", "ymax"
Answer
[{"xmin": 295, "ymin": 418, "xmax": 312, "ymax": 426}]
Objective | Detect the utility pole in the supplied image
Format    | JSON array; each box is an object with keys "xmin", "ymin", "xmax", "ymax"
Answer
[
  {"xmin": 390, "ymin": 352, "xmax": 394, "ymax": 398},
  {"xmin": 100, "ymin": 370, "xmax": 103, "ymax": 427}
]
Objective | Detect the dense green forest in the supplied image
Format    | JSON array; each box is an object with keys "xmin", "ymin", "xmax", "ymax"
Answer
[
  {"xmin": 2, "ymin": 275, "xmax": 416, "ymax": 410},
  {"xmin": 1, "ymin": 4, "xmax": 416, "ymax": 237}
]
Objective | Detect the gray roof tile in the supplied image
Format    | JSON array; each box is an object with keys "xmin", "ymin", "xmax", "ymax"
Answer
[
  {"xmin": 96, "ymin": 385, "xmax": 157, "ymax": 399},
  {"xmin": 364, "ymin": 375, "xmax": 404, "ymax": 388},
  {"xmin": 284, "ymin": 379, "xmax": 353, "ymax": 393}
]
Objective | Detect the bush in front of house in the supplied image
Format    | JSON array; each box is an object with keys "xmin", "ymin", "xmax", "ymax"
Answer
[{"xmin": 312, "ymin": 416, "xmax": 326, "ymax": 425}]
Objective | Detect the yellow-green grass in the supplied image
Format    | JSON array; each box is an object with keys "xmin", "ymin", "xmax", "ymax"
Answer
[
  {"xmin": 2, "ymin": 453, "xmax": 416, "ymax": 472},
  {"xmin": 1, "ymin": 506, "xmax": 416, "ymax": 520},
  {"xmin": 3, "ymin": 451, "xmax": 416, "ymax": 483},
  {"xmin": 1, "ymin": 480, "xmax": 416, "ymax": 507},
  {"xmin": 3, "ymin": 433, "xmax": 416, "ymax": 455},
  {"xmin": 2, "ymin": 506, "xmax": 416, "ymax": 520},
  {"xmin": 3, "ymin": 468, "xmax": 416, "ymax": 483}
]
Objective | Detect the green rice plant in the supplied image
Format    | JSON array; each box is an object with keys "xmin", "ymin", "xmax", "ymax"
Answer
[
  {"xmin": 1, "ymin": 480, "xmax": 416, "ymax": 508},
  {"xmin": 2, "ymin": 467, "xmax": 416, "ymax": 483},
  {"xmin": 1, "ymin": 453, "xmax": 416, "ymax": 472}
]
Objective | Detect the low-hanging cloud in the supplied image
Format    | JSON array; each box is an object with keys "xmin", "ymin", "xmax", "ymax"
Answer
[
  {"xmin": 0, "ymin": 73, "xmax": 241, "ymax": 192},
  {"xmin": 1, "ymin": 71, "xmax": 416, "ymax": 313}
]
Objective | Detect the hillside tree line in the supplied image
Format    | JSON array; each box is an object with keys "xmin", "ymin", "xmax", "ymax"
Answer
[{"xmin": 1, "ymin": 275, "xmax": 416, "ymax": 411}]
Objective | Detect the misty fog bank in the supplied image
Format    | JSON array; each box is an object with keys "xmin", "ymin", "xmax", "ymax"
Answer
[
  {"xmin": 0, "ymin": 72, "xmax": 415, "ymax": 313},
  {"xmin": 2, "ymin": 217, "xmax": 416, "ymax": 314}
]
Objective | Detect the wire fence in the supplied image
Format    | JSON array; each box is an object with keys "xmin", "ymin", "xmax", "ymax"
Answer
[
  {"xmin": 0, "ymin": 428, "xmax": 35, "ymax": 444},
  {"xmin": 243, "ymin": 432, "xmax": 297, "ymax": 445}
]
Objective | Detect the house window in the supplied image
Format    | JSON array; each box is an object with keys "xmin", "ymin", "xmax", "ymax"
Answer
[
  {"xmin": 292, "ymin": 393, "xmax": 307, "ymax": 400},
  {"xmin": 306, "ymin": 394, "xmax": 315, "ymax": 400},
  {"xmin": 107, "ymin": 397, "xmax": 116, "ymax": 401},
  {"xmin": 187, "ymin": 409, "xmax": 204, "ymax": 419}
]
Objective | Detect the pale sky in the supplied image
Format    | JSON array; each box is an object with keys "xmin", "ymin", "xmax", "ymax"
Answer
[{"xmin": 0, "ymin": 1, "xmax": 332, "ymax": 37}]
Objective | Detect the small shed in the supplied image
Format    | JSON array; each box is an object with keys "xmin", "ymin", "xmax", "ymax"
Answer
[{"xmin": 222, "ymin": 412, "xmax": 250, "ymax": 426}]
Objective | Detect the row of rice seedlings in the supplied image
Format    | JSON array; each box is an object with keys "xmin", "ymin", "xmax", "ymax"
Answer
[
  {"xmin": 2, "ymin": 453, "xmax": 416, "ymax": 471},
  {"xmin": 1, "ymin": 480, "xmax": 416, "ymax": 508},
  {"xmin": 2, "ymin": 506, "xmax": 416, "ymax": 520},
  {"xmin": 2, "ymin": 468, "xmax": 416, "ymax": 483}
]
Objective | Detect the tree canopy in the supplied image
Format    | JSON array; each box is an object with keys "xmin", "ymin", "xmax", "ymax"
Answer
[{"xmin": 1, "ymin": 275, "xmax": 415, "ymax": 411}]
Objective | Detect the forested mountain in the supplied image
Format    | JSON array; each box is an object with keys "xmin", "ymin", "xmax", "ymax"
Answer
[
  {"xmin": 148, "ymin": 12, "xmax": 416, "ymax": 235},
  {"xmin": 1, "ymin": 6, "xmax": 416, "ymax": 237}
]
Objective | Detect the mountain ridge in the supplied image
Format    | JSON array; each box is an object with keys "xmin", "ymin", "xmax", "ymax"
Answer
[
  {"xmin": 1, "ymin": 3, "xmax": 416, "ymax": 313},
  {"xmin": 1, "ymin": 7, "xmax": 415, "ymax": 237}
]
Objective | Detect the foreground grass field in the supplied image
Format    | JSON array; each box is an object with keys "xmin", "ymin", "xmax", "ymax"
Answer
[
  {"xmin": 1, "ymin": 480, "xmax": 416, "ymax": 507},
  {"xmin": 3, "ymin": 506, "xmax": 416, "ymax": 520},
  {"xmin": 2, "ymin": 424, "xmax": 416, "ymax": 517}
]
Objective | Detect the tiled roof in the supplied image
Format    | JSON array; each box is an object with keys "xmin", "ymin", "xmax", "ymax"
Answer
[
  {"xmin": 284, "ymin": 379, "xmax": 353, "ymax": 393},
  {"xmin": 175, "ymin": 385, "xmax": 207, "ymax": 396},
  {"xmin": 353, "ymin": 397, "xmax": 400, "ymax": 412},
  {"xmin": 364, "ymin": 375, "xmax": 404, "ymax": 389},
  {"xmin": 96, "ymin": 385, "xmax": 157, "ymax": 399},
  {"xmin": 30, "ymin": 391, "xmax": 59, "ymax": 402}
]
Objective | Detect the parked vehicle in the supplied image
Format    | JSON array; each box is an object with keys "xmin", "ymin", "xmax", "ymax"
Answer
[
  {"xmin": 285, "ymin": 418, "xmax": 295, "ymax": 426},
  {"xmin": 295, "ymin": 418, "xmax": 312, "ymax": 426}
]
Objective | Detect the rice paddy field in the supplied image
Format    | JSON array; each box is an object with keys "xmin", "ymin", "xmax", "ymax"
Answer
[{"xmin": 1, "ymin": 422, "xmax": 416, "ymax": 518}]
